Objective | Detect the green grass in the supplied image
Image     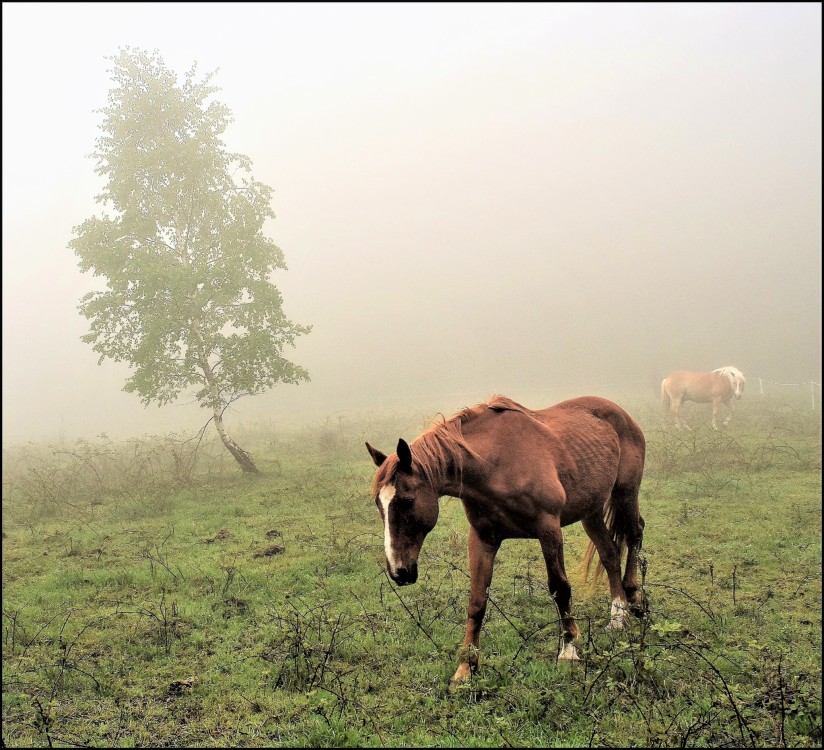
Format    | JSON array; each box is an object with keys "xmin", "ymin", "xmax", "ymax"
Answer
[{"xmin": 2, "ymin": 398, "xmax": 821, "ymax": 747}]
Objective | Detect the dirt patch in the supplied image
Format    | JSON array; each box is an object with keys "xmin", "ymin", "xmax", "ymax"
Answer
[
  {"xmin": 253, "ymin": 544, "xmax": 285, "ymax": 558},
  {"xmin": 167, "ymin": 676, "xmax": 197, "ymax": 696},
  {"xmin": 214, "ymin": 596, "xmax": 249, "ymax": 618},
  {"xmin": 203, "ymin": 528, "xmax": 231, "ymax": 543}
]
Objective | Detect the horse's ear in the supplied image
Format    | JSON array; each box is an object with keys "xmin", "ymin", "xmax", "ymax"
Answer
[
  {"xmin": 396, "ymin": 438, "xmax": 413, "ymax": 472},
  {"xmin": 365, "ymin": 442, "xmax": 387, "ymax": 467}
]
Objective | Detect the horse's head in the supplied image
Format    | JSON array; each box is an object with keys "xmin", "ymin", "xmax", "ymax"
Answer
[
  {"xmin": 727, "ymin": 368, "xmax": 746, "ymax": 399},
  {"xmin": 715, "ymin": 366, "xmax": 746, "ymax": 400},
  {"xmin": 366, "ymin": 438, "xmax": 440, "ymax": 586},
  {"xmin": 734, "ymin": 375, "xmax": 745, "ymax": 400}
]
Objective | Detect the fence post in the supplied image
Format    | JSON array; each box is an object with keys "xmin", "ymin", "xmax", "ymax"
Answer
[{"xmin": 811, "ymin": 381, "xmax": 815, "ymax": 412}]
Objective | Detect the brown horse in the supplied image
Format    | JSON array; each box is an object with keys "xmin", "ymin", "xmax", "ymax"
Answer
[
  {"xmin": 365, "ymin": 395, "xmax": 646, "ymax": 687},
  {"xmin": 661, "ymin": 366, "xmax": 745, "ymax": 430}
]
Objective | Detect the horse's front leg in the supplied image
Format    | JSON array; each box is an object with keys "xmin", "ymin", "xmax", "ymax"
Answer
[
  {"xmin": 538, "ymin": 516, "xmax": 581, "ymax": 661},
  {"xmin": 450, "ymin": 526, "xmax": 500, "ymax": 688},
  {"xmin": 723, "ymin": 397, "xmax": 735, "ymax": 426},
  {"xmin": 712, "ymin": 398, "xmax": 723, "ymax": 429}
]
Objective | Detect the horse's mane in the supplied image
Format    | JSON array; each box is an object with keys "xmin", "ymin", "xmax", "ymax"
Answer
[
  {"xmin": 486, "ymin": 394, "xmax": 532, "ymax": 414},
  {"xmin": 372, "ymin": 394, "xmax": 529, "ymax": 492},
  {"xmin": 713, "ymin": 366, "xmax": 745, "ymax": 385}
]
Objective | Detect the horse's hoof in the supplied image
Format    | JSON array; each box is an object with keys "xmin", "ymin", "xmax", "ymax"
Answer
[
  {"xmin": 449, "ymin": 664, "xmax": 472, "ymax": 690},
  {"xmin": 557, "ymin": 642, "xmax": 580, "ymax": 661}
]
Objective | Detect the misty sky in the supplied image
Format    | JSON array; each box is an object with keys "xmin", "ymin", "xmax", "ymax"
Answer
[{"xmin": 2, "ymin": 2, "xmax": 821, "ymax": 442}]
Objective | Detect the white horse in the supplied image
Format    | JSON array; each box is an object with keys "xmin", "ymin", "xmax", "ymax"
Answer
[{"xmin": 661, "ymin": 366, "xmax": 746, "ymax": 430}]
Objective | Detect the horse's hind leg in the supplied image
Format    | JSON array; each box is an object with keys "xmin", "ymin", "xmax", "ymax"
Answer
[
  {"xmin": 621, "ymin": 513, "xmax": 645, "ymax": 616},
  {"xmin": 581, "ymin": 514, "xmax": 631, "ymax": 630},
  {"xmin": 671, "ymin": 396, "xmax": 688, "ymax": 430},
  {"xmin": 450, "ymin": 526, "xmax": 500, "ymax": 688},
  {"xmin": 537, "ymin": 516, "xmax": 580, "ymax": 660}
]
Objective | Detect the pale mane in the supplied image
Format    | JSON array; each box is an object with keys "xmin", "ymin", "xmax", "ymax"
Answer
[{"xmin": 713, "ymin": 366, "xmax": 745, "ymax": 385}]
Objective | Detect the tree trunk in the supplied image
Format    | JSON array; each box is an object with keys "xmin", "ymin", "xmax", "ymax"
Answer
[
  {"xmin": 212, "ymin": 408, "xmax": 259, "ymax": 474},
  {"xmin": 192, "ymin": 319, "xmax": 259, "ymax": 474}
]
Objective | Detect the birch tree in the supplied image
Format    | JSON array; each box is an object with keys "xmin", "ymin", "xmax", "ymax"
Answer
[{"xmin": 70, "ymin": 48, "xmax": 310, "ymax": 473}]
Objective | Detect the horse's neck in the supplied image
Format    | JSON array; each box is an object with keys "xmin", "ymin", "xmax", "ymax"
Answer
[
  {"xmin": 715, "ymin": 372, "xmax": 734, "ymax": 393},
  {"xmin": 433, "ymin": 437, "xmax": 486, "ymax": 499},
  {"xmin": 439, "ymin": 471, "xmax": 470, "ymax": 499}
]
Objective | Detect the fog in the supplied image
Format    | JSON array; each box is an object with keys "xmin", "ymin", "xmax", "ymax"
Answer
[{"xmin": 2, "ymin": 3, "xmax": 821, "ymax": 443}]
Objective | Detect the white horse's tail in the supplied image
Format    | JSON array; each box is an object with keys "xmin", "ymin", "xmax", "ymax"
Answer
[{"xmin": 661, "ymin": 378, "xmax": 671, "ymax": 415}]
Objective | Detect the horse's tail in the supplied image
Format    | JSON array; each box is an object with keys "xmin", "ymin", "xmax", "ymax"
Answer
[
  {"xmin": 660, "ymin": 377, "xmax": 671, "ymax": 416},
  {"xmin": 582, "ymin": 530, "xmax": 608, "ymax": 582},
  {"xmin": 582, "ymin": 492, "xmax": 625, "ymax": 582},
  {"xmin": 583, "ymin": 483, "xmax": 645, "ymax": 583}
]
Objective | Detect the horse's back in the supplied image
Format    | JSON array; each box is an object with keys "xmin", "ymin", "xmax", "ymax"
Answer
[
  {"xmin": 476, "ymin": 394, "xmax": 645, "ymax": 489},
  {"xmin": 663, "ymin": 370, "xmax": 698, "ymax": 390},
  {"xmin": 542, "ymin": 396, "xmax": 645, "ymax": 447},
  {"xmin": 486, "ymin": 394, "xmax": 641, "ymax": 451},
  {"xmin": 541, "ymin": 396, "xmax": 646, "ymax": 487},
  {"xmin": 663, "ymin": 370, "xmax": 729, "ymax": 402}
]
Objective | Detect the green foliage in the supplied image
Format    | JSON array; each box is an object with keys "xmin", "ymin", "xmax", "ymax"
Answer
[
  {"xmin": 69, "ymin": 47, "xmax": 309, "ymax": 414},
  {"xmin": 2, "ymin": 401, "xmax": 821, "ymax": 747}
]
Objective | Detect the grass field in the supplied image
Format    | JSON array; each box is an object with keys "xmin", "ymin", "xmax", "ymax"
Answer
[{"xmin": 2, "ymin": 396, "xmax": 821, "ymax": 747}]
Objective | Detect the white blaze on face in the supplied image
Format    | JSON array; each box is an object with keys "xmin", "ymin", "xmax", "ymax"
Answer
[{"xmin": 379, "ymin": 483, "xmax": 400, "ymax": 574}]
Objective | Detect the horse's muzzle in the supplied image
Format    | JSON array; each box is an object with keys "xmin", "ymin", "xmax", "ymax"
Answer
[{"xmin": 390, "ymin": 563, "xmax": 418, "ymax": 586}]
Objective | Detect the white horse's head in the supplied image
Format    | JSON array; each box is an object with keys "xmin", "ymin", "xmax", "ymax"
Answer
[{"xmin": 714, "ymin": 366, "xmax": 745, "ymax": 399}]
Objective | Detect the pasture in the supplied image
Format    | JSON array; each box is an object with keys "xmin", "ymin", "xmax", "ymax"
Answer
[{"xmin": 2, "ymin": 396, "xmax": 821, "ymax": 747}]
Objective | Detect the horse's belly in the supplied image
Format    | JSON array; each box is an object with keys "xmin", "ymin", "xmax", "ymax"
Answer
[{"xmin": 558, "ymin": 503, "xmax": 599, "ymax": 527}]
